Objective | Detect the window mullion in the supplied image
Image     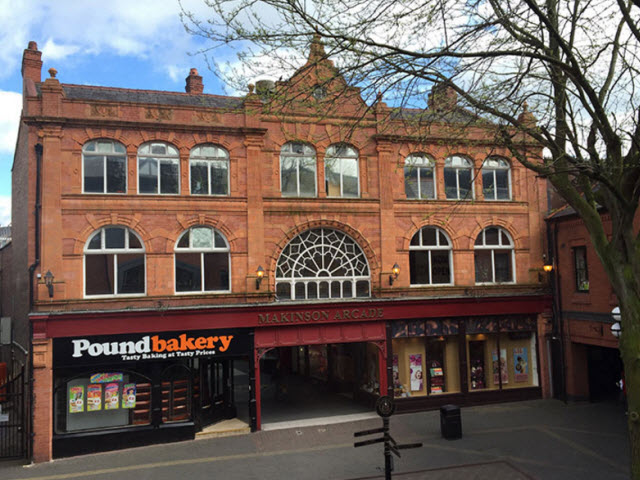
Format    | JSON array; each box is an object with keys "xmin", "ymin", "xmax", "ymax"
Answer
[
  {"xmin": 113, "ymin": 253, "xmax": 118, "ymax": 295},
  {"xmin": 201, "ymin": 252, "xmax": 205, "ymax": 292},
  {"xmin": 491, "ymin": 249, "xmax": 496, "ymax": 283},
  {"xmin": 428, "ymin": 250, "xmax": 433, "ymax": 284},
  {"xmin": 455, "ymin": 169, "xmax": 460, "ymax": 199},
  {"xmin": 208, "ymin": 161, "xmax": 213, "ymax": 195},
  {"xmin": 102, "ymin": 155, "xmax": 108, "ymax": 193}
]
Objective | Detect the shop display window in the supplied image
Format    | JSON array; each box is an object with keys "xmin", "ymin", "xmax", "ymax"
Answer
[
  {"xmin": 392, "ymin": 319, "xmax": 461, "ymax": 398},
  {"xmin": 465, "ymin": 316, "xmax": 539, "ymax": 392},
  {"xmin": 54, "ymin": 372, "xmax": 151, "ymax": 434}
]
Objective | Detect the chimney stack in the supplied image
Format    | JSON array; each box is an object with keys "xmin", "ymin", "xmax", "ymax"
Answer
[
  {"xmin": 22, "ymin": 41, "xmax": 43, "ymax": 85},
  {"xmin": 428, "ymin": 83, "xmax": 458, "ymax": 111},
  {"xmin": 185, "ymin": 68, "xmax": 204, "ymax": 94}
]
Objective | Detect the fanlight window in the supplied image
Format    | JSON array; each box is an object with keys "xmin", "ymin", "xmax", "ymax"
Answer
[
  {"xmin": 474, "ymin": 227, "xmax": 515, "ymax": 284},
  {"xmin": 83, "ymin": 139, "xmax": 127, "ymax": 194},
  {"xmin": 409, "ymin": 227, "xmax": 453, "ymax": 285},
  {"xmin": 275, "ymin": 228, "xmax": 370, "ymax": 300},
  {"xmin": 84, "ymin": 226, "xmax": 145, "ymax": 296},
  {"xmin": 280, "ymin": 142, "xmax": 317, "ymax": 197},
  {"xmin": 175, "ymin": 226, "xmax": 230, "ymax": 293},
  {"xmin": 404, "ymin": 154, "xmax": 436, "ymax": 199},
  {"xmin": 190, "ymin": 144, "xmax": 229, "ymax": 196},
  {"xmin": 325, "ymin": 144, "xmax": 359, "ymax": 197}
]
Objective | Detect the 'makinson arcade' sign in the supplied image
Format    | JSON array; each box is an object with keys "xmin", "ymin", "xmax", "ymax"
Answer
[{"xmin": 53, "ymin": 329, "xmax": 250, "ymax": 367}]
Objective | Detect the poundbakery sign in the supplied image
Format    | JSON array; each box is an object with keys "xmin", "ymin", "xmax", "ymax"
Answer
[{"xmin": 53, "ymin": 329, "xmax": 250, "ymax": 367}]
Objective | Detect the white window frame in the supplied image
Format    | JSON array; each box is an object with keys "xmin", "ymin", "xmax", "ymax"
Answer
[
  {"xmin": 280, "ymin": 142, "xmax": 317, "ymax": 197},
  {"xmin": 325, "ymin": 143, "xmax": 360, "ymax": 198},
  {"xmin": 189, "ymin": 144, "xmax": 230, "ymax": 196},
  {"xmin": 404, "ymin": 153, "xmax": 436, "ymax": 200},
  {"xmin": 444, "ymin": 155, "xmax": 474, "ymax": 200},
  {"xmin": 82, "ymin": 139, "xmax": 127, "ymax": 194},
  {"xmin": 174, "ymin": 226, "xmax": 231, "ymax": 294},
  {"xmin": 409, "ymin": 227, "xmax": 454, "ymax": 285},
  {"xmin": 137, "ymin": 142, "xmax": 180, "ymax": 195},
  {"xmin": 482, "ymin": 157, "xmax": 512, "ymax": 201},
  {"xmin": 474, "ymin": 227, "xmax": 516, "ymax": 285},
  {"xmin": 275, "ymin": 228, "xmax": 370, "ymax": 301},
  {"xmin": 83, "ymin": 226, "xmax": 146, "ymax": 298}
]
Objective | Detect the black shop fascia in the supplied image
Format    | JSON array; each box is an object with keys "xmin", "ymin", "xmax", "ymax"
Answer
[{"xmin": 51, "ymin": 328, "xmax": 251, "ymax": 458}]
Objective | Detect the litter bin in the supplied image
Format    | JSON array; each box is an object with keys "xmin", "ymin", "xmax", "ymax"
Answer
[{"xmin": 440, "ymin": 404, "xmax": 462, "ymax": 439}]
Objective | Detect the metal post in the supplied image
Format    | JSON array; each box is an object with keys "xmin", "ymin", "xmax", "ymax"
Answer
[{"xmin": 384, "ymin": 417, "xmax": 391, "ymax": 480}]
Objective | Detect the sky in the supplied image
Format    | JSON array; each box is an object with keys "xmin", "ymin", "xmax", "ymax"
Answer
[{"xmin": 0, "ymin": 0, "xmax": 242, "ymax": 226}]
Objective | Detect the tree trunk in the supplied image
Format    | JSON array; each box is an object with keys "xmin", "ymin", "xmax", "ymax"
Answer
[{"xmin": 619, "ymin": 290, "xmax": 640, "ymax": 479}]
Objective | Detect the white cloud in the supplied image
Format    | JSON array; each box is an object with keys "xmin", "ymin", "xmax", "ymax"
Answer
[
  {"xmin": 41, "ymin": 38, "xmax": 80, "ymax": 61},
  {"xmin": 0, "ymin": 195, "xmax": 10, "ymax": 226},
  {"xmin": 0, "ymin": 0, "xmax": 216, "ymax": 82},
  {"xmin": 0, "ymin": 90, "xmax": 22, "ymax": 154}
]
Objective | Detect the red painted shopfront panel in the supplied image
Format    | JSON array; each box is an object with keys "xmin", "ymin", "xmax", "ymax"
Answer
[{"xmin": 255, "ymin": 322, "xmax": 386, "ymax": 348}]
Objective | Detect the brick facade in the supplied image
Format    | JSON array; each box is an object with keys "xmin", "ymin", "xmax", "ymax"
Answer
[
  {"xmin": 10, "ymin": 40, "xmax": 552, "ymax": 461},
  {"xmin": 547, "ymin": 209, "xmax": 640, "ymax": 401}
]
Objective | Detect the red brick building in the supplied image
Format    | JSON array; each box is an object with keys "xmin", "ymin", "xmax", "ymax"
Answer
[
  {"xmin": 7, "ymin": 40, "xmax": 551, "ymax": 462},
  {"xmin": 546, "ymin": 207, "xmax": 638, "ymax": 402}
]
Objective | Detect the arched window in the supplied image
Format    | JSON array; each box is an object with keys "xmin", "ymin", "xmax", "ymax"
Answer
[
  {"xmin": 190, "ymin": 145, "xmax": 229, "ymax": 196},
  {"xmin": 275, "ymin": 228, "xmax": 370, "ymax": 300},
  {"xmin": 474, "ymin": 227, "xmax": 515, "ymax": 284},
  {"xmin": 325, "ymin": 144, "xmax": 359, "ymax": 197},
  {"xmin": 175, "ymin": 226, "xmax": 230, "ymax": 293},
  {"xmin": 444, "ymin": 156, "xmax": 473, "ymax": 200},
  {"xmin": 85, "ymin": 226, "xmax": 145, "ymax": 296},
  {"xmin": 404, "ymin": 154, "xmax": 436, "ymax": 199},
  {"xmin": 482, "ymin": 157, "xmax": 511, "ymax": 200},
  {"xmin": 280, "ymin": 142, "xmax": 317, "ymax": 197},
  {"xmin": 138, "ymin": 142, "xmax": 180, "ymax": 194},
  {"xmin": 83, "ymin": 139, "xmax": 127, "ymax": 194},
  {"xmin": 409, "ymin": 227, "xmax": 453, "ymax": 285}
]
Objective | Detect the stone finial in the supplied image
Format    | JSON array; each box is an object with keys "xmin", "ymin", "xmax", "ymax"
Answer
[
  {"xmin": 517, "ymin": 101, "xmax": 537, "ymax": 126},
  {"xmin": 185, "ymin": 67, "xmax": 204, "ymax": 94},
  {"xmin": 28, "ymin": 41, "xmax": 38, "ymax": 51},
  {"xmin": 248, "ymin": 84, "xmax": 255, "ymax": 94},
  {"xmin": 48, "ymin": 68, "xmax": 57, "ymax": 78},
  {"xmin": 309, "ymin": 34, "xmax": 327, "ymax": 61}
]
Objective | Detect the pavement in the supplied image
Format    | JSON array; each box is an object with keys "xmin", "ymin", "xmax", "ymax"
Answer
[{"xmin": 0, "ymin": 399, "xmax": 631, "ymax": 480}]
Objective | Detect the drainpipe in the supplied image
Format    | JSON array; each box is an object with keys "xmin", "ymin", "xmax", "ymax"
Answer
[
  {"xmin": 553, "ymin": 221, "xmax": 567, "ymax": 403},
  {"xmin": 27, "ymin": 142, "xmax": 43, "ymax": 461}
]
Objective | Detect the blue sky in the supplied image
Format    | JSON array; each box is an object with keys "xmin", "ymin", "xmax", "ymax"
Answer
[{"xmin": 0, "ymin": 0, "xmax": 245, "ymax": 226}]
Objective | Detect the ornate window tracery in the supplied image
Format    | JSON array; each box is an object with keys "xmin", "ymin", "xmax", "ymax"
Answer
[{"xmin": 275, "ymin": 228, "xmax": 370, "ymax": 300}]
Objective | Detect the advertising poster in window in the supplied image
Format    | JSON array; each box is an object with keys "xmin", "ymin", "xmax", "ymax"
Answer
[
  {"xmin": 392, "ymin": 355, "xmax": 400, "ymax": 389},
  {"xmin": 513, "ymin": 347, "xmax": 529, "ymax": 382},
  {"xmin": 87, "ymin": 384, "xmax": 102, "ymax": 412},
  {"xmin": 104, "ymin": 383, "xmax": 120, "ymax": 410},
  {"xmin": 69, "ymin": 386, "xmax": 84, "ymax": 413},
  {"xmin": 122, "ymin": 383, "xmax": 137, "ymax": 409},
  {"xmin": 492, "ymin": 349, "xmax": 508, "ymax": 385},
  {"xmin": 90, "ymin": 373, "xmax": 123, "ymax": 384},
  {"xmin": 409, "ymin": 354, "xmax": 423, "ymax": 391}
]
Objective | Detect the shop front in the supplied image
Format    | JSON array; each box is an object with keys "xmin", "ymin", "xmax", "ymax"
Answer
[
  {"xmin": 250, "ymin": 298, "xmax": 549, "ymax": 428},
  {"xmin": 391, "ymin": 314, "xmax": 541, "ymax": 411},
  {"xmin": 51, "ymin": 328, "xmax": 252, "ymax": 457}
]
